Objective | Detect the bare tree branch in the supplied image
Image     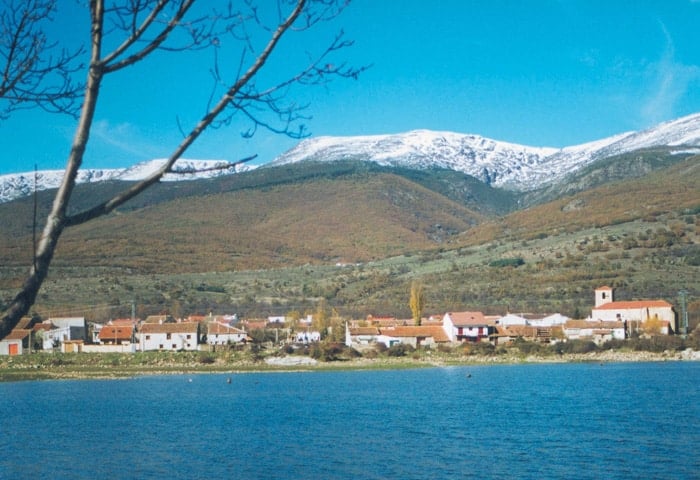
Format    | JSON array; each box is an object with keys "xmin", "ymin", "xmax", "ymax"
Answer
[
  {"xmin": 0, "ymin": 0, "xmax": 365, "ymax": 339},
  {"xmin": 0, "ymin": 0, "xmax": 84, "ymax": 118}
]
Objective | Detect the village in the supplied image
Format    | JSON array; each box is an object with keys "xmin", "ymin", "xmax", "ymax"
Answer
[{"xmin": 0, "ymin": 286, "xmax": 683, "ymax": 356}]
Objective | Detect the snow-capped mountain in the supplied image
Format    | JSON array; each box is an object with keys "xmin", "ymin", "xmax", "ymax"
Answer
[
  {"xmin": 271, "ymin": 113, "xmax": 700, "ymax": 191},
  {"xmin": 0, "ymin": 159, "xmax": 251, "ymax": 204},
  {"xmin": 3, "ymin": 114, "xmax": 700, "ymax": 204}
]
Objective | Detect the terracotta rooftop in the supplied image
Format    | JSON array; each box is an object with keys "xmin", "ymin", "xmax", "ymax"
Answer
[
  {"xmin": 446, "ymin": 311, "xmax": 487, "ymax": 326},
  {"xmin": 564, "ymin": 320, "xmax": 625, "ymax": 329},
  {"xmin": 3, "ymin": 329, "xmax": 31, "ymax": 341},
  {"xmin": 348, "ymin": 327, "xmax": 380, "ymax": 336},
  {"xmin": 380, "ymin": 325, "xmax": 450, "ymax": 343},
  {"xmin": 207, "ymin": 323, "xmax": 246, "ymax": 335},
  {"xmin": 140, "ymin": 322, "xmax": 199, "ymax": 334},
  {"xmin": 98, "ymin": 325, "xmax": 134, "ymax": 341},
  {"xmin": 594, "ymin": 300, "xmax": 672, "ymax": 310}
]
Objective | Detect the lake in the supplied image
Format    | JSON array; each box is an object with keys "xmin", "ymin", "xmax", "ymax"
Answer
[{"xmin": 1, "ymin": 362, "xmax": 699, "ymax": 479}]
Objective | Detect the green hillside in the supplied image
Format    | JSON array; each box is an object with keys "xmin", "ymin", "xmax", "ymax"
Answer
[{"xmin": 0, "ymin": 156, "xmax": 697, "ymax": 325}]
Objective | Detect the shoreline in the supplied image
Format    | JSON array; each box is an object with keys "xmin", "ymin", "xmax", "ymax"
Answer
[{"xmin": 1, "ymin": 349, "xmax": 698, "ymax": 382}]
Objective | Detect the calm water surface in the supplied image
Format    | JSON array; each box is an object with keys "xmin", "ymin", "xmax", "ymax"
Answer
[{"xmin": 1, "ymin": 362, "xmax": 698, "ymax": 479}]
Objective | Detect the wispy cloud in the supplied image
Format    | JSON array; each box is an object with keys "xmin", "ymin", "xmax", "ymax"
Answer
[
  {"xmin": 640, "ymin": 22, "xmax": 700, "ymax": 124},
  {"xmin": 90, "ymin": 119, "xmax": 162, "ymax": 161}
]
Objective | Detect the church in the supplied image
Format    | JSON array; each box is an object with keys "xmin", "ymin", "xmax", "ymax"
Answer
[{"xmin": 591, "ymin": 286, "xmax": 676, "ymax": 335}]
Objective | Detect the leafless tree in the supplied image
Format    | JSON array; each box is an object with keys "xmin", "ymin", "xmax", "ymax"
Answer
[
  {"xmin": 0, "ymin": 0, "xmax": 366, "ymax": 339},
  {"xmin": 0, "ymin": 0, "xmax": 84, "ymax": 118}
]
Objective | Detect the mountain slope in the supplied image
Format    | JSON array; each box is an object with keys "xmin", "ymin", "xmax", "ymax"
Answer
[
  {"xmin": 271, "ymin": 113, "xmax": 700, "ymax": 191},
  {"xmin": 0, "ymin": 169, "xmax": 484, "ymax": 273}
]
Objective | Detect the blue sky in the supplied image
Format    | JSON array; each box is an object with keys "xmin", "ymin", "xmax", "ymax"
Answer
[{"xmin": 2, "ymin": 0, "xmax": 700, "ymax": 175}]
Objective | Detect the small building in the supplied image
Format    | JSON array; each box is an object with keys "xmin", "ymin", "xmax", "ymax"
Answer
[
  {"xmin": 563, "ymin": 320, "xmax": 625, "ymax": 344},
  {"xmin": 293, "ymin": 330, "xmax": 321, "ymax": 344},
  {"xmin": 206, "ymin": 322, "xmax": 248, "ymax": 346},
  {"xmin": 139, "ymin": 322, "xmax": 199, "ymax": 351},
  {"xmin": 48, "ymin": 317, "xmax": 87, "ymax": 342},
  {"xmin": 0, "ymin": 329, "xmax": 32, "ymax": 355},
  {"xmin": 442, "ymin": 311, "xmax": 492, "ymax": 343},
  {"xmin": 345, "ymin": 325, "xmax": 381, "ymax": 348},
  {"xmin": 377, "ymin": 325, "xmax": 450, "ymax": 348},
  {"xmin": 98, "ymin": 325, "xmax": 135, "ymax": 345}
]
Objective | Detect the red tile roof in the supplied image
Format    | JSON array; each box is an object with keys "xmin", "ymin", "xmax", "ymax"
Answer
[
  {"xmin": 564, "ymin": 320, "xmax": 625, "ymax": 329},
  {"xmin": 379, "ymin": 326, "xmax": 450, "ymax": 342},
  {"xmin": 446, "ymin": 311, "xmax": 487, "ymax": 326},
  {"xmin": 3, "ymin": 329, "xmax": 31, "ymax": 341},
  {"xmin": 207, "ymin": 323, "xmax": 246, "ymax": 335},
  {"xmin": 348, "ymin": 327, "xmax": 380, "ymax": 336},
  {"xmin": 98, "ymin": 325, "xmax": 134, "ymax": 341},
  {"xmin": 594, "ymin": 300, "xmax": 672, "ymax": 310},
  {"xmin": 139, "ymin": 322, "xmax": 199, "ymax": 334}
]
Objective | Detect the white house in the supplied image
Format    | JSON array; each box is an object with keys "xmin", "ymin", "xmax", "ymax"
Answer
[
  {"xmin": 529, "ymin": 313, "xmax": 569, "ymax": 327},
  {"xmin": 294, "ymin": 330, "xmax": 321, "ymax": 344},
  {"xmin": 48, "ymin": 317, "xmax": 87, "ymax": 342},
  {"xmin": 345, "ymin": 325, "xmax": 380, "ymax": 348},
  {"xmin": 0, "ymin": 329, "xmax": 32, "ymax": 355},
  {"xmin": 139, "ymin": 322, "xmax": 199, "ymax": 351},
  {"xmin": 562, "ymin": 320, "xmax": 625, "ymax": 344},
  {"xmin": 442, "ymin": 311, "xmax": 492, "ymax": 343},
  {"xmin": 206, "ymin": 322, "xmax": 248, "ymax": 346},
  {"xmin": 497, "ymin": 313, "xmax": 528, "ymax": 327},
  {"xmin": 377, "ymin": 325, "xmax": 450, "ymax": 348}
]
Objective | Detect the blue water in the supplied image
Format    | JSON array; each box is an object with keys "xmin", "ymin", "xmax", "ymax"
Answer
[{"xmin": 1, "ymin": 362, "xmax": 699, "ymax": 479}]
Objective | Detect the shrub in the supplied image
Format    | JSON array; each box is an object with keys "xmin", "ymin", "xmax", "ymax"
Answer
[
  {"xmin": 386, "ymin": 343, "xmax": 414, "ymax": 357},
  {"xmin": 309, "ymin": 342, "xmax": 348, "ymax": 361},
  {"xmin": 489, "ymin": 257, "xmax": 525, "ymax": 268},
  {"xmin": 465, "ymin": 342, "xmax": 495, "ymax": 356},
  {"xmin": 514, "ymin": 339, "xmax": 543, "ymax": 355},
  {"xmin": 198, "ymin": 354, "xmax": 216, "ymax": 364},
  {"xmin": 553, "ymin": 340, "xmax": 598, "ymax": 354}
]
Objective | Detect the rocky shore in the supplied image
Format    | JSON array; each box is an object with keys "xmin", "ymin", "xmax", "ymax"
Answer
[{"xmin": 1, "ymin": 348, "xmax": 698, "ymax": 382}]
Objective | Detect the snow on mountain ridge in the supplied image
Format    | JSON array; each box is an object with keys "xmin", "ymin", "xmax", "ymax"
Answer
[
  {"xmin": 271, "ymin": 112, "xmax": 700, "ymax": 191},
  {"xmin": 0, "ymin": 159, "xmax": 249, "ymax": 204},
  {"xmin": 3, "ymin": 113, "xmax": 700, "ymax": 203}
]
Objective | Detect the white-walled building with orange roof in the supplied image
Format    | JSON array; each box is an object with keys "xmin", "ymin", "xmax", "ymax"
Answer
[{"xmin": 591, "ymin": 286, "xmax": 676, "ymax": 334}]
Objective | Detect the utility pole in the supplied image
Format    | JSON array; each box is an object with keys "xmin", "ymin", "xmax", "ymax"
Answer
[{"xmin": 679, "ymin": 290, "xmax": 689, "ymax": 338}]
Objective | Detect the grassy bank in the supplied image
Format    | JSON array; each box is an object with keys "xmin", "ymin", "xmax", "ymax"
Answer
[{"xmin": 2, "ymin": 343, "xmax": 699, "ymax": 382}]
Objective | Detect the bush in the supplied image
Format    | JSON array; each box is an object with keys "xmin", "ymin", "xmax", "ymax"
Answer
[
  {"xmin": 198, "ymin": 354, "xmax": 216, "ymax": 364},
  {"xmin": 631, "ymin": 336, "xmax": 685, "ymax": 352},
  {"xmin": 489, "ymin": 257, "xmax": 525, "ymax": 268},
  {"xmin": 309, "ymin": 342, "xmax": 349, "ymax": 361},
  {"xmin": 553, "ymin": 340, "xmax": 598, "ymax": 354},
  {"xmin": 465, "ymin": 342, "xmax": 495, "ymax": 356},
  {"xmin": 386, "ymin": 343, "xmax": 414, "ymax": 357},
  {"xmin": 514, "ymin": 339, "xmax": 543, "ymax": 355}
]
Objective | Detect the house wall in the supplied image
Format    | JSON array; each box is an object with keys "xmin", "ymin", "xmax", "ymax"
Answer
[
  {"xmin": 593, "ymin": 307, "xmax": 675, "ymax": 325},
  {"xmin": 140, "ymin": 332, "xmax": 197, "ymax": 351},
  {"xmin": 207, "ymin": 333, "xmax": 246, "ymax": 345},
  {"xmin": 442, "ymin": 316, "xmax": 456, "ymax": 342},
  {"xmin": 0, "ymin": 340, "xmax": 23, "ymax": 355},
  {"xmin": 82, "ymin": 344, "xmax": 136, "ymax": 353}
]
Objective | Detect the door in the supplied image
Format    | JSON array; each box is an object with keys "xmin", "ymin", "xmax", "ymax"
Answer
[{"xmin": 8, "ymin": 343, "xmax": 19, "ymax": 355}]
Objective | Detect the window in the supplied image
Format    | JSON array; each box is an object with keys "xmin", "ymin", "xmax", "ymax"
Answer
[
  {"xmin": 145, "ymin": 335, "xmax": 150, "ymax": 340},
  {"xmin": 166, "ymin": 333, "xmax": 172, "ymax": 339},
  {"xmin": 186, "ymin": 334, "xmax": 191, "ymax": 339}
]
